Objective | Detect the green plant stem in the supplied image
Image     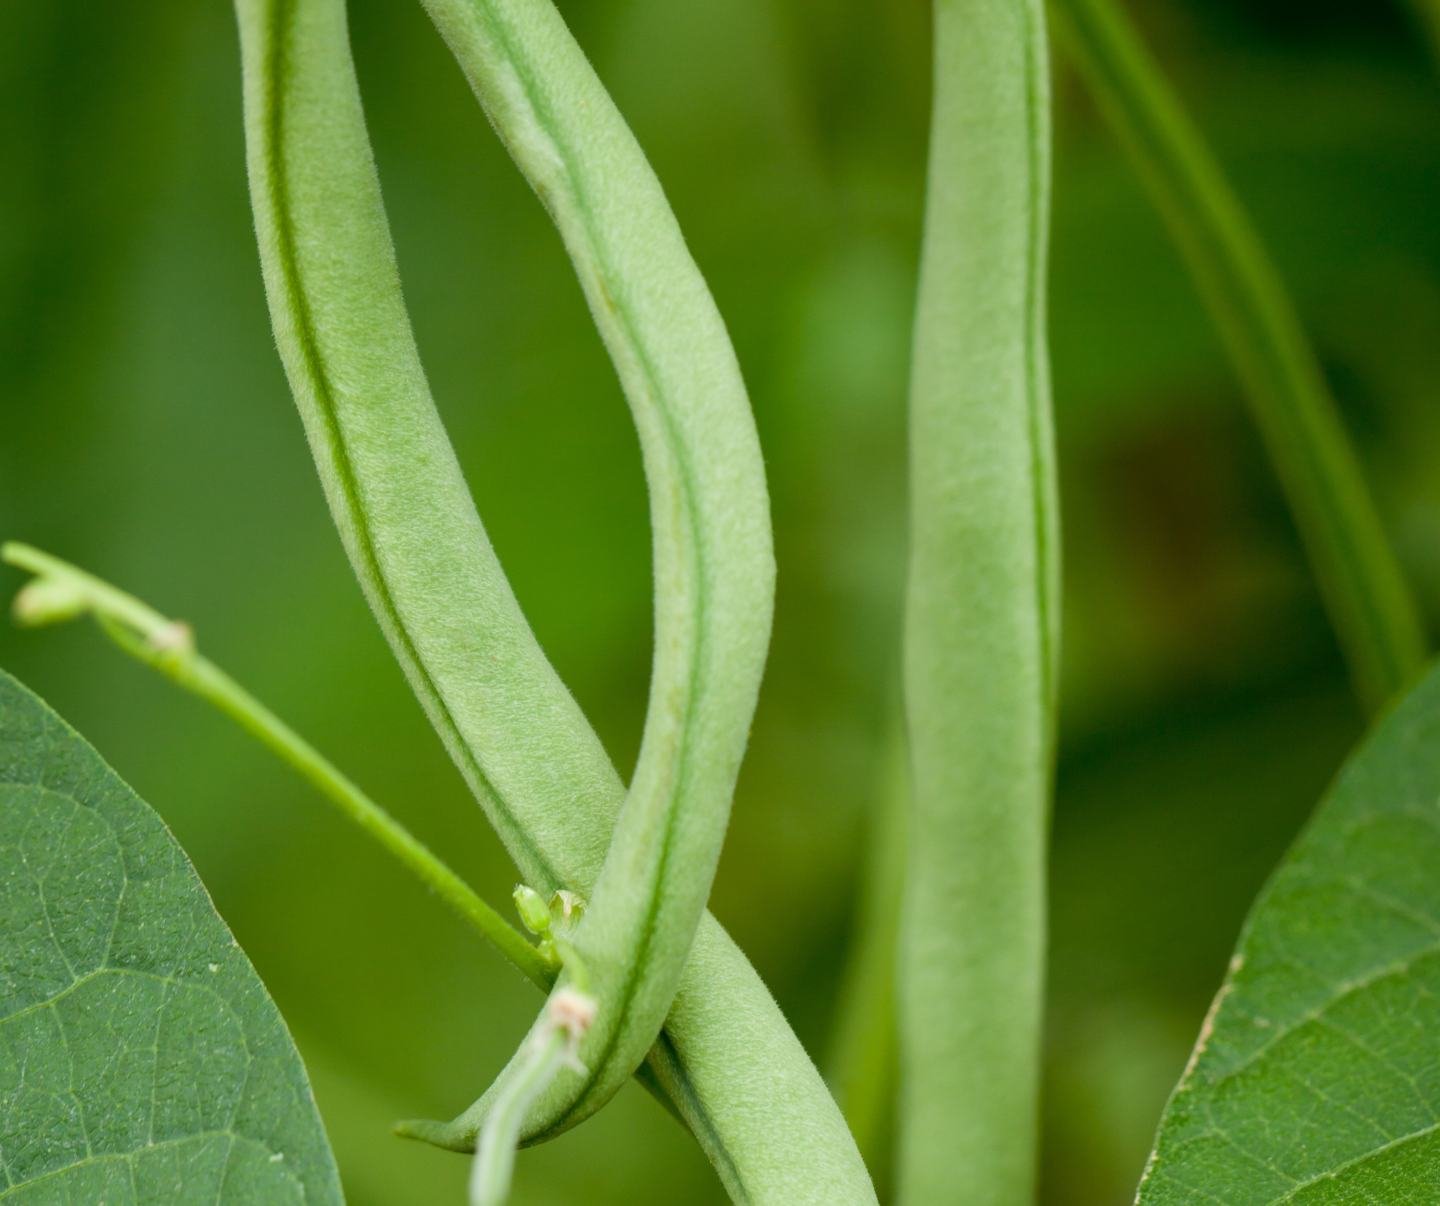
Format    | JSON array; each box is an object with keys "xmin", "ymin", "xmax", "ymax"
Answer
[
  {"xmin": 901, "ymin": 0, "xmax": 1058, "ymax": 1203},
  {"xmin": 1051, "ymin": 0, "xmax": 1427, "ymax": 713},
  {"xmin": 1405, "ymin": 0, "xmax": 1440, "ymax": 66},
  {"xmin": 1, "ymin": 542, "xmax": 553, "ymax": 991},
  {"xmin": 827, "ymin": 728, "xmax": 907, "ymax": 1188},
  {"xmin": 471, "ymin": 948, "xmax": 593, "ymax": 1206},
  {"xmin": 470, "ymin": 1029, "xmax": 567, "ymax": 1206}
]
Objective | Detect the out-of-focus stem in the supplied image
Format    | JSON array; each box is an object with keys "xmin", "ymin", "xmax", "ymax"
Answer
[
  {"xmin": 828, "ymin": 727, "xmax": 907, "ymax": 1188},
  {"xmin": 1052, "ymin": 0, "xmax": 1427, "ymax": 713},
  {"xmin": 1404, "ymin": 0, "xmax": 1440, "ymax": 67}
]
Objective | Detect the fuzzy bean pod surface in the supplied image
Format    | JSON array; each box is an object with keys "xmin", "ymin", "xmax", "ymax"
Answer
[
  {"xmin": 405, "ymin": 0, "xmax": 778, "ymax": 1147},
  {"xmin": 900, "ymin": 1, "xmax": 1059, "ymax": 1203}
]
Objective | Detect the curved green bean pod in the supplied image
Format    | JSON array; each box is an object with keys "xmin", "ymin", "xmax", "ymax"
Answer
[
  {"xmin": 403, "ymin": 0, "xmax": 778, "ymax": 1145},
  {"xmin": 900, "ymin": 1, "xmax": 1059, "ymax": 1203},
  {"xmin": 232, "ymin": 0, "xmax": 876, "ymax": 1200}
]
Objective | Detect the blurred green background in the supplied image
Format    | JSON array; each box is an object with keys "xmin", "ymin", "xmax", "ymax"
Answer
[{"xmin": 2, "ymin": 1, "xmax": 1437, "ymax": 1202}]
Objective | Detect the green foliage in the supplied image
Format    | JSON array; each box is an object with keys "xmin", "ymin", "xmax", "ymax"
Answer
[
  {"xmin": 1052, "ymin": 0, "xmax": 1427, "ymax": 713},
  {"xmin": 2, "ymin": 543, "xmax": 554, "ymax": 991},
  {"xmin": 0, "ymin": 670, "xmax": 341, "ymax": 1203},
  {"xmin": 1137, "ymin": 660, "xmax": 1440, "ymax": 1203},
  {"xmin": 231, "ymin": 0, "xmax": 872, "ymax": 1199},
  {"xmin": 6, "ymin": 1, "xmax": 1438, "ymax": 1203},
  {"xmin": 900, "ymin": 0, "xmax": 1058, "ymax": 1203}
]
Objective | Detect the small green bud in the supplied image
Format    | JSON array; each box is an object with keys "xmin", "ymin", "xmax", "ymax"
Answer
[
  {"xmin": 148, "ymin": 620, "xmax": 196, "ymax": 658},
  {"xmin": 549, "ymin": 889, "xmax": 585, "ymax": 928},
  {"xmin": 513, "ymin": 884, "xmax": 552, "ymax": 936},
  {"xmin": 12, "ymin": 578, "xmax": 89, "ymax": 627}
]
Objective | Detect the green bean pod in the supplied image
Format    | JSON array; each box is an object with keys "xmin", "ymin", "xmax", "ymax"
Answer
[
  {"xmin": 401, "ymin": 0, "xmax": 779, "ymax": 1144},
  {"xmin": 232, "ymin": 0, "xmax": 876, "ymax": 1200},
  {"xmin": 900, "ymin": 1, "xmax": 1058, "ymax": 1203}
]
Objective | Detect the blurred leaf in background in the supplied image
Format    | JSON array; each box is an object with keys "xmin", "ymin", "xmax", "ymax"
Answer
[{"xmin": 1, "ymin": 1, "xmax": 1436, "ymax": 1202}]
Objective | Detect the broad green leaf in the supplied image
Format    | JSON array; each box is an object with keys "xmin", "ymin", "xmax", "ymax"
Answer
[
  {"xmin": 0, "ymin": 669, "xmax": 342, "ymax": 1204},
  {"xmin": 1137, "ymin": 662, "xmax": 1440, "ymax": 1203}
]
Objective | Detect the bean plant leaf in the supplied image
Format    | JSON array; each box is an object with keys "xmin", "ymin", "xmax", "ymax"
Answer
[
  {"xmin": 0, "ymin": 669, "xmax": 342, "ymax": 1203},
  {"xmin": 1136, "ymin": 663, "xmax": 1440, "ymax": 1203}
]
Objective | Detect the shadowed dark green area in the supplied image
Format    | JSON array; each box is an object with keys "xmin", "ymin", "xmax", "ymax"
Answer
[
  {"xmin": 1, "ymin": 1, "xmax": 1437, "ymax": 1202},
  {"xmin": 0, "ymin": 670, "xmax": 341, "ymax": 1202},
  {"xmin": 1138, "ymin": 660, "xmax": 1440, "ymax": 1202}
]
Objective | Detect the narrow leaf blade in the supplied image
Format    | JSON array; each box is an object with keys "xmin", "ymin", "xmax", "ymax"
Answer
[
  {"xmin": 0, "ymin": 670, "xmax": 342, "ymax": 1204},
  {"xmin": 1137, "ymin": 664, "xmax": 1440, "ymax": 1203}
]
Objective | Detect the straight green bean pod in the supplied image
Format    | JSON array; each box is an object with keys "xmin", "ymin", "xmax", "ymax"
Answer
[
  {"xmin": 233, "ymin": 0, "xmax": 876, "ymax": 1200},
  {"xmin": 900, "ymin": 0, "xmax": 1058, "ymax": 1203}
]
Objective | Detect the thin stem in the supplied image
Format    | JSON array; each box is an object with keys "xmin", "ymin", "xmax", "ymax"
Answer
[
  {"xmin": 1051, "ymin": 0, "xmax": 1428, "ymax": 713},
  {"xmin": 1, "ymin": 542, "xmax": 553, "ymax": 991},
  {"xmin": 827, "ymin": 726, "xmax": 907, "ymax": 1188},
  {"xmin": 470, "ymin": 949, "xmax": 595, "ymax": 1206},
  {"xmin": 469, "ymin": 1030, "xmax": 567, "ymax": 1206},
  {"xmin": 1404, "ymin": 0, "xmax": 1440, "ymax": 66}
]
